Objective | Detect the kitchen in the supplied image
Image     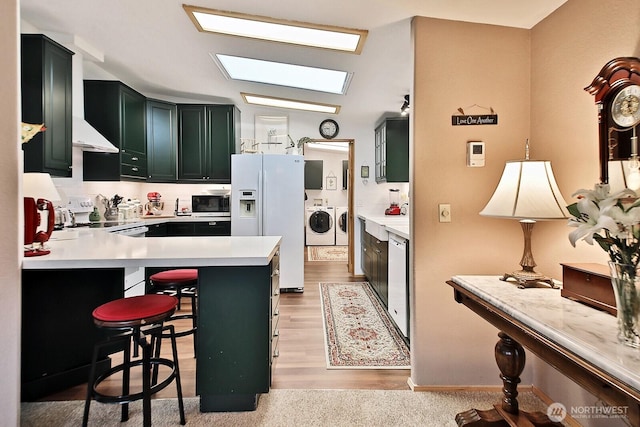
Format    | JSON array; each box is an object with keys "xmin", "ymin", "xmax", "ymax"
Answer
[
  {"xmin": 17, "ymin": 0, "xmax": 413, "ymax": 418},
  {"xmin": 9, "ymin": 1, "xmax": 631, "ymax": 426}
]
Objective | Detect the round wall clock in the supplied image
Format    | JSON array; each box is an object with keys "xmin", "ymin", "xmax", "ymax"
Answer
[
  {"xmin": 611, "ymin": 84, "xmax": 640, "ymax": 128},
  {"xmin": 319, "ymin": 119, "xmax": 339, "ymax": 139}
]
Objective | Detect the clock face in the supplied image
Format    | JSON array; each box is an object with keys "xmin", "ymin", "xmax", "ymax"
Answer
[
  {"xmin": 611, "ymin": 84, "xmax": 640, "ymax": 128},
  {"xmin": 319, "ymin": 119, "xmax": 339, "ymax": 139}
]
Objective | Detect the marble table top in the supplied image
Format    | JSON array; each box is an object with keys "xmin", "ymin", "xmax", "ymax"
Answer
[{"xmin": 452, "ymin": 275, "xmax": 640, "ymax": 394}]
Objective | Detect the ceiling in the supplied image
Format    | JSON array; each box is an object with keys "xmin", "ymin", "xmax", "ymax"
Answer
[{"xmin": 19, "ymin": 0, "xmax": 567, "ymax": 125}]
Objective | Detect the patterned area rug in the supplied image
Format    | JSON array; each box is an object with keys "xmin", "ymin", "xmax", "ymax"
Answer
[
  {"xmin": 308, "ymin": 245, "xmax": 348, "ymax": 261},
  {"xmin": 319, "ymin": 282, "xmax": 410, "ymax": 369}
]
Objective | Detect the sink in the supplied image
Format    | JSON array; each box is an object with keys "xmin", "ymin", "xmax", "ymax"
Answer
[{"xmin": 365, "ymin": 219, "xmax": 389, "ymax": 241}]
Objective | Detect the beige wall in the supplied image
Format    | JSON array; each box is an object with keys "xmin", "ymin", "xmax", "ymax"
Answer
[
  {"xmin": 411, "ymin": 16, "xmax": 533, "ymax": 385},
  {"xmin": 0, "ymin": 0, "xmax": 21, "ymax": 424},
  {"xmin": 411, "ymin": 0, "xmax": 640, "ymax": 424}
]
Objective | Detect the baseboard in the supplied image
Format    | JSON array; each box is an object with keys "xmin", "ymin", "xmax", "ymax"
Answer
[{"xmin": 407, "ymin": 377, "xmax": 509, "ymax": 393}]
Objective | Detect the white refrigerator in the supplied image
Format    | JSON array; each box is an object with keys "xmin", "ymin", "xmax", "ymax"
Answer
[{"xmin": 231, "ymin": 154, "xmax": 305, "ymax": 291}]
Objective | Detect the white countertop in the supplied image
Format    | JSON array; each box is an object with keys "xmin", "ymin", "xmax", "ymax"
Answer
[
  {"xmin": 24, "ymin": 231, "xmax": 281, "ymax": 270},
  {"xmin": 452, "ymin": 275, "xmax": 640, "ymax": 393},
  {"xmin": 357, "ymin": 212, "xmax": 410, "ymax": 240}
]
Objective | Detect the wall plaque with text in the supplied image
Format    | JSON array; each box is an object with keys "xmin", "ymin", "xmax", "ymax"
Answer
[{"xmin": 451, "ymin": 114, "xmax": 498, "ymax": 126}]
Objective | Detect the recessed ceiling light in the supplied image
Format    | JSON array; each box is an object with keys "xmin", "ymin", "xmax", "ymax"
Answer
[
  {"xmin": 214, "ymin": 54, "xmax": 352, "ymax": 94},
  {"xmin": 183, "ymin": 5, "xmax": 368, "ymax": 54},
  {"xmin": 241, "ymin": 93, "xmax": 340, "ymax": 114}
]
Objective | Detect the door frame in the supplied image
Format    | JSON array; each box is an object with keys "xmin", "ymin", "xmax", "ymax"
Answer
[{"xmin": 304, "ymin": 138, "xmax": 355, "ymax": 274}]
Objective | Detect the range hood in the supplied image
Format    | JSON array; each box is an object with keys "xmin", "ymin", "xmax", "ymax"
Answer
[{"xmin": 72, "ymin": 115, "xmax": 119, "ymax": 153}]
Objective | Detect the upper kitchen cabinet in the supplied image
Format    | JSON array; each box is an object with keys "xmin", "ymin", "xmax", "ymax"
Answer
[
  {"xmin": 83, "ymin": 80, "xmax": 147, "ymax": 181},
  {"xmin": 177, "ymin": 104, "xmax": 240, "ymax": 184},
  {"xmin": 21, "ymin": 34, "xmax": 73, "ymax": 177},
  {"xmin": 146, "ymin": 99, "xmax": 177, "ymax": 182},
  {"xmin": 375, "ymin": 116, "xmax": 409, "ymax": 183}
]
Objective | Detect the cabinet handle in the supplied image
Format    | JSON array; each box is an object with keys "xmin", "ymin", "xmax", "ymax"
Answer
[
  {"xmin": 132, "ymin": 157, "xmax": 138, "ymax": 161},
  {"xmin": 363, "ymin": 248, "xmax": 367, "ymax": 252},
  {"xmin": 274, "ymin": 309, "xmax": 279, "ymax": 316},
  {"xmin": 132, "ymin": 167, "xmax": 139, "ymax": 172},
  {"xmin": 585, "ymin": 274, "xmax": 591, "ymax": 282},
  {"xmin": 273, "ymin": 329, "xmax": 279, "ymax": 337},
  {"xmin": 208, "ymin": 222, "xmax": 217, "ymax": 226}
]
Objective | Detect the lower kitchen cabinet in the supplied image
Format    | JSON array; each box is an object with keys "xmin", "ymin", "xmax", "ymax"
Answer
[
  {"xmin": 359, "ymin": 219, "xmax": 389, "ymax": 307},
  {"xmin": 21, "ymin": 269, "xmax": 124, "ymax": 400},
  {"xmin": 197, "ymin": 255, "xmax": 279, "ymax": 411}
]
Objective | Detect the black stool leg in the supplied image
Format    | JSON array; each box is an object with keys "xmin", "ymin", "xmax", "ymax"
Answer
[
  {"xmin": 121, "ymin": 331, "xmax": 133, "ymax": 422},
  {"xmin": 167, "ymin": 324, "xmax": 186, "ymax": 425},
  {"xmin": 82, "ymin": 341, "xmax": 101, "ymax": 427}
]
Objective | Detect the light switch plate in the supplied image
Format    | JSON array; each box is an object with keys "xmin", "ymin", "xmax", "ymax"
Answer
[{"xmin": 439, "ymin": 204, "xmax": 451, "ymax": 223}]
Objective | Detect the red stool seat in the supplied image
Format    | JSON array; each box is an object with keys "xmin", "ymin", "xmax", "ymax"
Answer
[
  {"xmin": 93, "ymin": 294, "xmax": 178, "ymax": 324},
  {"xmin": 150, "ymin": 269, "xmax": 198, "ymax": 285}
]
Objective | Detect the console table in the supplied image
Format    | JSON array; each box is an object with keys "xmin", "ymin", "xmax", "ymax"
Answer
[{"xmin": 447, "ymin": 275, "xmax": 640, "ymax": 427}]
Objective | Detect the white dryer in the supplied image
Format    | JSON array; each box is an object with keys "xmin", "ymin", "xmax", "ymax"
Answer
[
  {"xmin": 335, "ymin": 207, "xmax": 348, "ymax": 246},
  {"xmin": 306, "ymin": 206, "xmax": 335, "ymax": 245}
]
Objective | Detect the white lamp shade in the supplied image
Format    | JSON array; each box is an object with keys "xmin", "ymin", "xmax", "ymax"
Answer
[
  {"xmin": 480, "ymin": 160, "xmax": 568, "ymax": 220},
  {"xmin": 23, "ymin": 173, "xmax": 61, "ymax": 202}
]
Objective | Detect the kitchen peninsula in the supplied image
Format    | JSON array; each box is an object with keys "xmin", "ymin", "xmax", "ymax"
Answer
[{"xmin": 22, "ymin": 232, "xmax": 281, "ymax": 412}]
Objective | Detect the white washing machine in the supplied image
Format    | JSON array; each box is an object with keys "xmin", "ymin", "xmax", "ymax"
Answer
[
  {"xmin": 306, "ymin": 206, "xmax": 335, "ymax": 245},
  {"xmin": 335, "ymin": 207, "xmax": 348, "ymax": 246}
]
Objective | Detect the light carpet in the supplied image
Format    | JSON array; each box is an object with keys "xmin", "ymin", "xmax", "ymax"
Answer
[
  {"xmin": 21, "ymin": 389, "xmax": 556, "ymax": 427},
  {"xmin": 308, "ymin": 245, "xmax": 348, "ymax": 261},
  {"xmin": 320, "ymin": 282, "xmax": 410, "ymax": 369}
]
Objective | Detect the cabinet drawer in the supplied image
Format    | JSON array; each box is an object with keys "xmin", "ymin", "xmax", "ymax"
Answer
[
  {"xmin": 193, "ymin": 221, "xmax": 231, "ymax": 236},
  {"xmin": 121, "ymin": 161, "xmax": 147, "ymax": 178},
  {"xmin": 561, "ymin": 263, "xmax": 616, "ymax": 315}
]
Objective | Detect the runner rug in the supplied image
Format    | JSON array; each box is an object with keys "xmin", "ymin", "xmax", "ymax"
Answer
[
  {"xmin": 308, "ymin": 245, "xmax": 348, "ymax": 261},
  {"xmin": 319, "ymin": 282, "xmax": 410, "ymax": 369}
]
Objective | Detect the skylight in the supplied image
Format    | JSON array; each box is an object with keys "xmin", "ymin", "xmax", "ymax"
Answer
[
  {"xmin": 214, "ymin": 54, "xmax": 352, "ymax": 94},
  {"xmin": 241, "ymin": 93, "xmax": 340, "ymax": 114},
  {"xmin": 183, "ymin": 5, "xmax": 368, "ymax": 54}
]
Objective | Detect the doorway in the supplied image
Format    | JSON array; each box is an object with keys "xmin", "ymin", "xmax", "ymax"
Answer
[{"xmin": 303, "ymin": 139, "xmax": 355, "ymax": 273}]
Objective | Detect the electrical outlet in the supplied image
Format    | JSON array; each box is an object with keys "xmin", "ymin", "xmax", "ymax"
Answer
[{"xmin": 439, "ymin": 204, "xmax": 451, "ymax": 223}]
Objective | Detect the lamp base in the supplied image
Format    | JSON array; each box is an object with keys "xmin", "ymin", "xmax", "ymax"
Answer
[{"xmin": 501, "ymin": 270, "xmax": 557, "ymax": 289}]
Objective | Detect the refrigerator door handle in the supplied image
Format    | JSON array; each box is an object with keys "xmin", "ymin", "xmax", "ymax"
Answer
[{"xmin": 258, "ymin": 169, "xmax": 264, "ymax": 235}]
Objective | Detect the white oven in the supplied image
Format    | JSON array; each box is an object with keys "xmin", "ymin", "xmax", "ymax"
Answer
[{"xmin": 104, "ymin": 222, "xmax": 149, "ymax": 237}]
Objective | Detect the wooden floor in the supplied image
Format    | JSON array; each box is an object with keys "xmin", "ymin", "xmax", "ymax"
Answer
[{"xmin": 38, "ymin": 248, "xmax": 410, "ymax": 401}]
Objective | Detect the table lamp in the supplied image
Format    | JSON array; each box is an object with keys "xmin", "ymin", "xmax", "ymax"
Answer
[
  {"xmin": 480, "ymin": 144, "xmax": 568, "ymax": 288},
  {"xmin": 23, "ymin": 173, "xmax": 61, "ymax": 256}
]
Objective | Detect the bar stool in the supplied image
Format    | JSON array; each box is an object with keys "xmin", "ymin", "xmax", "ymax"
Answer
[
  {"xmin": 149, "ymin": 269, "xmax": 198, "ymax": 355},
  {"xmin": 82, "ymin": 294, "xmax": 186, "ymax": 427}
]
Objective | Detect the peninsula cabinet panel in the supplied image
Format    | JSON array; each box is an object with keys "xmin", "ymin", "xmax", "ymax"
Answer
[
  {"xmin": 21, "ymin": 34, "xmax": 73, "ymax": 177},
  {"xmin": 83, "ymin": 80, "xmax": 147, "ymax": 181},
  {"xmin": 146, "ymin": 99, "xmax": 177, "ymax": 182},
  {"xmin": 177, "ymin": 104, "xmax": 239, "ymax": 184}
]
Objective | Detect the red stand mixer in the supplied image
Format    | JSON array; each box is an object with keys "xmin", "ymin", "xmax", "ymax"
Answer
[{"xmin": 24, "ymin": 197, "xmax": 55, "ymax": 257}]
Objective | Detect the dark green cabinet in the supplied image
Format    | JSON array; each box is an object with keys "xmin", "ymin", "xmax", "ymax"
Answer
[
  {"xmin": 375, "ymin": 116, "xmax": 409, "ymax": 183},
  {"xmin": 83, "ymin": 80, "xmax": 147, "ymax": 181},
  {"xmin": 304, "ymin": 160, "xmax": 323, "ymax": 189},
  {"xmin": 146, "ymin": 99, "xmax": 177, "ymax": 182},
  {"xmin": 177, "ymin": 104, "xmax": 240, "ymax": 183},
  {"xmin": 359, "ymin": 219, "xmax": 388, "ymax": 307},
  {"xmin": 21, "ymin": 34, "xmax": 73, "ymax": 177}
]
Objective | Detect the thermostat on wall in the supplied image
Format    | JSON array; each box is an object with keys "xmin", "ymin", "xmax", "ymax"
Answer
[{"xmin": 467, "ymin": 141, "xmax": 485, "ymax": 167}]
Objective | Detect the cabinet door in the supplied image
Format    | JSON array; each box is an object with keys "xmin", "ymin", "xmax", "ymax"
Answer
[
  {"xmin": 21, "ymin": 34, "xmax": 73, "ymax": 177},
  {"xmin": 177, "ymin": 105, "xmax": 208, "ymax": 181},
  {"xmin": 304, "ymin": 160, "xmax": 323, "ymax": 189},
  {"xmin": 207, "ymin": 105, "xmax": 238, "ymax": 184},
  {"xmin": 167, "ymin": 222, "xmax": 196, "ymax": 236},
  {"xmin": 194, "ymin": 221, "xmax": 231, "ymax": 236},
  {"xmin": 120, "ymin": 86, "xmax": 146, "ymax": 156},
  {"xmin": 147, "ymin": 100, "xmax": 177, "ymax": 182},
  {"xmin": 385, "ymin": 118, "xmax": 409, "ymax": 183},
  {"xmin": 374, "ymin": 122, "xmax": 386, "ymax": 182}
]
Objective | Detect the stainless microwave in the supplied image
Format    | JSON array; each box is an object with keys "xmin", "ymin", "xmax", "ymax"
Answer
[{"xmin": 191, "ymin": 195, "xmax": 230, "ymax": 217}]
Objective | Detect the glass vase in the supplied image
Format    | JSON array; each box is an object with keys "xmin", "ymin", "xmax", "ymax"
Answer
[{"xmin": 608, "ymin": 261, "xmax": 640, "ymax": 348}]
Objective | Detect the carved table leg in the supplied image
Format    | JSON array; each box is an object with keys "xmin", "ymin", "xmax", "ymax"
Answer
[{"xmin": 455, "ymin": 332, "xmax": 563, "ymax": 427}]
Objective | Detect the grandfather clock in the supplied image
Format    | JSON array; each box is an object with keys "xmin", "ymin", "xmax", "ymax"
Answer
[{"xmin": 585, "ymin": 57, "xmax": 640, "ymax": 185}]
